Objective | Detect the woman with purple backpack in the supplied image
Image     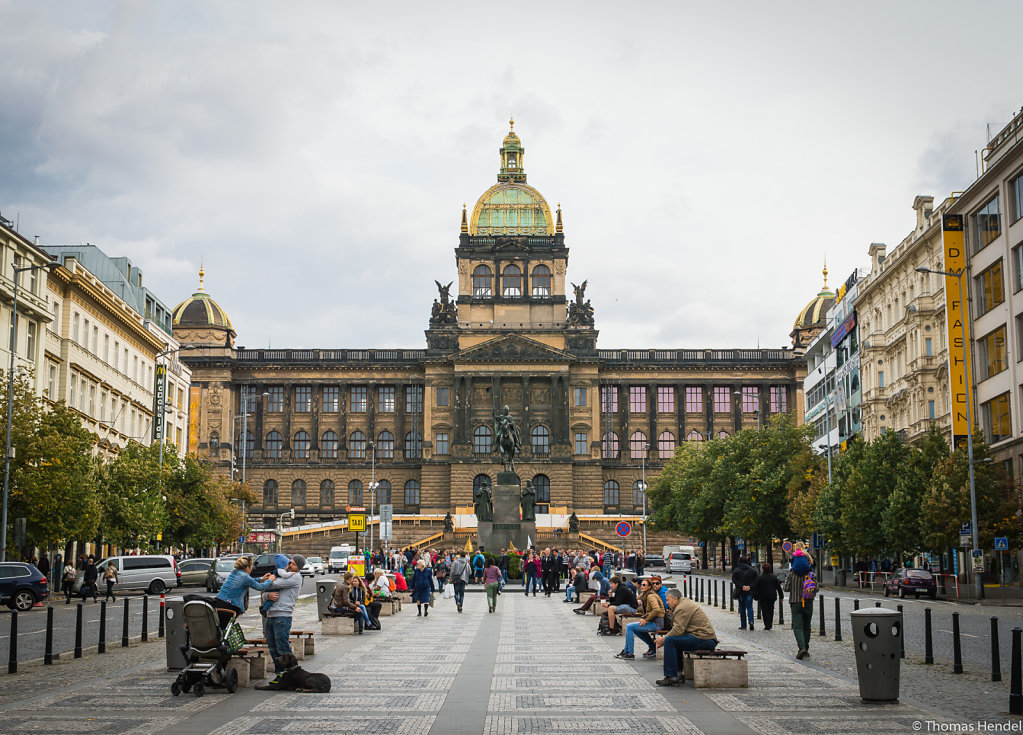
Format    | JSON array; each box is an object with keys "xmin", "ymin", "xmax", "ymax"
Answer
[{"xmin": 783, "ymin": 544, "xmax": 817, "ymax": 659}]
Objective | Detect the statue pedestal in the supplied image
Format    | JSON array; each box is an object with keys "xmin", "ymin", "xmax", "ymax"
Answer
[{"xmin": 477, "ymin": 473, "xmax": 535, "ymax": 552}]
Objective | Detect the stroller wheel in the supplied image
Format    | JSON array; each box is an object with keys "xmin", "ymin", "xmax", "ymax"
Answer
[
  {"xmin": 171, "ymin": 680, "xmax": 181, "ymax": 696},
  {"xmin": 226, "ymin": 668, "xmax": 239, "ymax": 694},
  {"xmin": 193, "ymin": 682, "xmax": 205, "ymax": 697},
  {"xmin": 181, "ymin": 679, "xmax": 192, "ymax": 693}
]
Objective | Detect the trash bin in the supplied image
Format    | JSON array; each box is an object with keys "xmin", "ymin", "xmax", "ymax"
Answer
[
  {"xmin": 164, "ymin": 597, "xmax": 188, "ymax": 671},
  {"xmin": 316, "ymin": 580, "xmax": 337, "ymax": 621},
  {"xmin": 850, "ymin": 607, "xmax": 901, "ymax": 702}
]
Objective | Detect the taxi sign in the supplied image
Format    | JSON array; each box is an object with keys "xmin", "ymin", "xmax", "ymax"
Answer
[
  {"xmin": 615, "ymin": 521, "xmax": 632, "ymax": 537},
  {"xmin": 348, "ymin": 513, "xmax": 367, "ymax": 532}
]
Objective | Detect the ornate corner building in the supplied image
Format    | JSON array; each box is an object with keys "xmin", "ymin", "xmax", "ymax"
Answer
[{"xmin": 174, "ymin": 123, "xmax": 808, "ymax": 532}]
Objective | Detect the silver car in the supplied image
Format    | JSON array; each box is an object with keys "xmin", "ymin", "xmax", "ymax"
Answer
[
  {"xmin": 74, "ymin": 555, "xmax": 180, "ymax": 596},
  {"xmin": 205, "ymin": 558, "xmax": 237, "ymax": 592},
  {"xmin": 177, "ymin": 558, "xmax": 214, "ymax": 587}
]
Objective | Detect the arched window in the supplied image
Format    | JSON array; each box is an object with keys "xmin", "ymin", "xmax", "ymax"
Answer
[
  {"xmin": 686, "ymin": 430, "xmax": 704, "ymax": 442},
  {"xmin": 630, "ymin": 431, "xmax": 648, "ymax": 459},
  {"xmin": 473, "ymin": 474, "xmax": 491, "ymax": 500},
  {"xmin": 293, "ymin": 431, "xmax": 310, "ymax": 459},
  {"xmin": 502, "ymin": 264, "xmax": 522, "ymax": 296},
  {"xmin": 348, "ymin": 479, "xmax": 363, "ymax": 506},
  {"xmin": 532, "ymin": 474, "xmax": 550, "ymax": 503},
  {"xmin": 349, "ymin": 430, "xmax": 366, "ymax": 459},
  {"xmin": 472, "ymin": 265, "xmax": 493, "ymax": 298},
  {"xmin": 376, "ymin": 431, "xmax": 394, "ymax": 459},
  {"xmin": 603, "ymin": 480, "xmax": 620, "ymax": 507},
  {"xmin": 404, "ymin": 431, "xmax": 422, "ymax": 459},
  {"xmin": 404, "ymin": 479, "xmax": 420, "ymax": 507},
  {"xmin": 321, "ymin": 431, "xmax": 338, "ymax": 460},
  {"xmin": 320, "ymin": 479, "xmax": 335, "ymax": 507},
  {"xmin": 292, "ymin": 479, "xmax": 306, "ymax": 506},
  {"xmin": 376, "ymin": 479, "xmax": 391, "ymax": 505},
  {"xmin": 657, "ymin": 431, "xmax": 676, "ymax": 459},
  {"xmin": 473, "ymin": 425, "xmax": 492, "ymax": 455},
  {"xmin": 717, "ymin": 430, "xmax": 730, "ymax": 439},
  {"xmin": 531, "ymin": 265, "xmax": 552, "ymax": 297},
  {"xmin": 263, "ymin": 479, "xmax": 278, "ymax": 507},
  {"xmin": 531, "ymin": 425, "xmax": 550, "ymax": 457},
  {"xmin": 601, "ymin": 431, "xmax": 619, "ymax": 459},
  {"xmin": 244, "ymin": 430, "xmax": 255, "ymax": 460},
  {"xmin": 265, "ymin": 431, "xmax": 282, "ymax": 459},
  {"xmin": 633, "ymin": 480, "xmax": 646, "ymax": 508}
]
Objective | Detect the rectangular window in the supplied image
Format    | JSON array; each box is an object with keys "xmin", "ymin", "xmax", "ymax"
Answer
[
  {"xmin": 575, "ymin": 432, "xmax": 588, "ymax": 455},
  {"xmin": 975, "ymin": 260, "xmax": 1005, "ymax": 315},
  {"xmin": 113, "ymin": 340, "xmax": 120, "ymax": 367},
  {"xmin": 83, "ymin": 318, "xmax": 89, "ymax": 347},
  {"xmin": 294, "ymin": 386, "xmax": 312, "ymax": 413},
  {"xmin": 741, "ymin": 386, "xmax": 758, "ymax": 413},
  {"xmin": 978, "ymin": 326, "xmax": 1008, "ymax": 380},
  {"xmin": 123, "ymin": 348, "xmax": 128, "ymax": 374},
  {"xmin": 322, "ymin": 386, "xmax": 339, "ymax": 412},
  {"xmin": 770, "ymin": 386, "xmax": 788, "ymax": 413},
  {"xmin": 657, "ymin": 386, "xmax": 675, "ymax": 413},
  {"xmin": 574, "ymin": 387, "xmax": 587, "ymax": 407},
  {"xmin": 72, "ymin": 313, "xmax": 80, "ymax": 344},
  {"xmin": 26, "ymin": 322, "xmax": 36, "ymax": 360},
  {"xmin": 267, "ymin": 386, "xmax": 284, "ymax": 412},
  {"xmin": 600, "ymin": 386, "xmax": 619, "ymax": 413},
  {"xmin": 1015, "ymin": 244, "xmax": 1023, "ymax": 293},
  {"xmin": 133, "ymin": 356, "xmax": 139, "ymax": 383},
  {"xmin": 178, "ymin": 386, "xmax": 185, "ymax": 409},
  {"xmin": 928, "ymin": 400, "xmax": 935, "ymax": 419},
  {"xmin": 435, "ymin": 432, "xmax": 449, "ymax": 456},
  {"xmin": 378, "ymin": 386, "xmax": 395, "ymax": 412},
  {"xmin": 436, "ymin": 387, "xmax": 449, "ymax": 407},
  {"xmin": 973, "ymin": 194, "xmax": 1002, "ymax": 251},
  {"xmin": 685, "ymin": 386, "xmax": 703, "ymax": 413},
  {"xmin": 70, "ymin": 372, "xmax": 77, "ymax": 406},
  {"xmin": 982, "ymin": 392, "xmax": 1012, "ymax": 443},
  {"xmin": 350, "ymin": 386, "xmax": 367, "ymax": 413},
  {"xmin": 88, "ymin": 385, "xmax": 95, "ymax": 416},
  {"xmin": 1012, "ymin": 171, "xmax": 1023, "ymax": 223},
  {"xmin": 91, "ymin": 326, "xmax": 98, "ymax": 353},
  {"xmin": 405, "ymin": 385, "xmax": 424, "ymax": 413},
  {"xmin": 878, "ymin": 371, "xmax": 885, "ymax": 388},
  {"xmin": 713, "ymin": 386, "xmax": 730, "ymax": 413},
  {"xmin": 629, "ymin": 386, "xmax": 647, "ymax": 413},
  {"xmin": 28, "ymin": 267, "xmax": 37, "ymax": 296},
  {"xmin": 925, "ymin": 337, "xmax": 933, "ymax": 356},
  {"xmin": 100, "ymin": 391, "xmax": 107, "ymax": 421},
  {"xmin": 176, "ymin": 427, "xmax": 183, "ymax": 448},
  {"xmin": 47, "ymin": 364, "xmax": 56, "ymax": 399},
  {"xmin": 103, "ymin": 334, "xmax": 109, "ymax": 363}
]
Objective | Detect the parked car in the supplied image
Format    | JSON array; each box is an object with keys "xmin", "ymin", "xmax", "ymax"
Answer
[
  {"xmin": 0, "ymin": 562, "xmax": 49, "ymax": 611},
  {"xmin": 250, "ymin": 553, "xmax": 279, "ymax": 578},
  {"xmin": 885, "ymin": 568, "xmax": 937, "ymax": 599},
  {"xmin": 177, "ymin": 558, "xmax": 214, "ymax": 587},
  {"xmin": 74, "ymin": 555, "xmax": 180, "ymax": 596},
  {"xmin": 645, "ymin": 553, "xmax": 664, "ymax": 568},
  {"xmin": 206, "ymin": 558, "xmax": 237, "ymax": 592},
  {"xmin": 305, "ymin": 556, "xmax": 325, "ymax": 575}
]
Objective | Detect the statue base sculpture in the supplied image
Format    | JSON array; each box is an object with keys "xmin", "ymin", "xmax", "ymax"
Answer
[{"xmin": 477, "ymin": 473, "xmax": 535, "ymax": 552}]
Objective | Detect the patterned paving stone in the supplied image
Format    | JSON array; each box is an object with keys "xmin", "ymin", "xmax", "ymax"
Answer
[
  {"xmin": 488, "ymin": 692, "xmax": 674, "ymax": 712},
  {"xmin": 209, "ymin": 715, "xmax": 437, "ymax": 734},
  {"xmin": 491, "ymin": 676, "xmax": 650, "ymax": 691},
  {"xmin": 252, "ymin": 692, "xmax": 445, "ymax": 713},
  {"xmin": 0, "ymin": 715, "xmax": 189, "ymax": 734},
  {"xmin": 483, "ymin": 715, "xmax": 703, "ymax": 734},
  {"xmin": 706, "ymin": 691, "xmax": 899, "ymax": 711},
  {"xmin": 492, "ymin": 664, "xmax": 623, "ymax": 675},
  {"xmin": 734, "ymin": 713, "xmax": 959, "ymax": 735}
]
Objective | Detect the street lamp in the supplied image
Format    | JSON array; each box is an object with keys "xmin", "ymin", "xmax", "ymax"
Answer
[
  {"xmin": 1, "ymin": 259, "xmax": 58, "ymax": 562},
  {"xmin": 638, "ymin": 442, "xmax": 648, "ymax": 556},
  {"xmin": 231, "ymin": 389, "xmax": 269, "ymax": 552},
  {"xmin": 916, "ymin": 265, "xmax": 981, "ymax": 599},
  {"xmin": 367, "ymin": 440, "xmax": 378, "ymax": 571},
  {"xmin": 277, "ymin": 508, "xmax": 295, "ymax": 553}
]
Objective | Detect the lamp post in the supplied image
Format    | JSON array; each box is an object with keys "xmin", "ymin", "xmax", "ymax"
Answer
[
  {"xmin": 1, "ymin": 259, "xmax": 58, "ymax": 562},
  {"xmin": 231, "ymin": 390, "xmax": 269, "ymax": 552},
  {"xmin": 367, "ymin": 441, "xmax": 378, "ymax": 571},
  {"xmin": 916, "ymin": 265, "xmax": 981, "ymax": 599},
  {"xmin": 639, "ymin": 442, "xmax": 648, "ymax": 556}
]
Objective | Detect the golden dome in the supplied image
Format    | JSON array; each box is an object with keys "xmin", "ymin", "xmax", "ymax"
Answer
[
  {"xmin": 793, "ymin": 266, "xmax": 835, "ymax": 331},
  {"xmin": 172, "ymin": 266, "xmax": 234, "ymax": 332}
]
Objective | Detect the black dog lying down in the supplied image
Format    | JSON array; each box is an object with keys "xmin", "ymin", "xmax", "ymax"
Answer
[{"xmin": 257, "ymin": 653, "xmax": 331, "ymax": 692}]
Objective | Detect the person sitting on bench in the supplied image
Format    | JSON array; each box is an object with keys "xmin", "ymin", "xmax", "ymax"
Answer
[
  {"xmin": 604, "ymin": 575, "xmax": 638, "ymax": 633},
  {"xmin": 654, "ymin": 588, "xmax": 718, "ymax": 686},
  {"xmin": 329, "ymin": 572, "xmax": 371, "ymax": 632},
  {"xmin": 563, "ymin": 566, "xmax": 588, "ymax": 603},
  {"xmin": 572, "ymin": 569, "xmax": 610, "ymax": 615}
]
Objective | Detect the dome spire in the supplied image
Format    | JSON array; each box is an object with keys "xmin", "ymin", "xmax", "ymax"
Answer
[
  {"xmin": 556, "ymin": 203, "xmax": 563, "ymax": 233},
  {"xmin": 198, "ymin": 258, "xmax": 205, "ymax": 293},
  {"xmin": 460, "ymin": 202, "xmax": 469, "ymax": 233},
  {"xmin": 822, "ymin": 261, "xmax": 829, "ymax": 289}
]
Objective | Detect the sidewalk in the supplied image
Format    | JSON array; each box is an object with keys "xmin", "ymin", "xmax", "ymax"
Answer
[{"xmin": 0, "ymin": 584, "xmax": 1009, "ymax": 734}]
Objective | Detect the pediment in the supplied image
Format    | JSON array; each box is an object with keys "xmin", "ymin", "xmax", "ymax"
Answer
[{"xmin": 455, "ymin": 334, "xmax": 572, "ymax": 363}]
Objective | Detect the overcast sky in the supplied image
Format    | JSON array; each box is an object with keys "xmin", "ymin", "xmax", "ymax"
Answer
[{"xmin": 2, "ymin": 2, "xmax": 1021, "ymax": 350}]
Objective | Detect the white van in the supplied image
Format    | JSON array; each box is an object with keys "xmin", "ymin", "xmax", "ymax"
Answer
[{"xmin": 328, "ymin": 545, "xmax": 352, "ymax": 573}]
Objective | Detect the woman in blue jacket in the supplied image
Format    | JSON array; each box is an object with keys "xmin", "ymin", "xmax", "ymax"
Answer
[
  {"xmin": 214, "ymin": 555, "xmax": 276, "ymax": 628},
  {"xmin": 411, "ymin": 559, "xmax": 435, "ymax": 618}
]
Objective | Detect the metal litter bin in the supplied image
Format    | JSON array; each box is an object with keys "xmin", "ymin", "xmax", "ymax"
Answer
[
  {"xmin": 164, "ymin": 597, "xmax": 187, "ymax": 670},
  {"xmin": 316, "ymin": 579, "xmax": 337, "ymax": 621},
  {"xmin": 850, "ymin": 607, "xmax": 902, "ymax": 702}
]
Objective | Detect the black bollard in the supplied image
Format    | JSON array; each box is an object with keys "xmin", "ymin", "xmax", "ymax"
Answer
[
  {"xmin": 897, "ymin": 604, "xmax": 905, "ymax": 659},
  {"xmin": 834, "ymin": 597, "xmax": 842, "ymax": 642},
  {"xmin": 714, "ymin": 579, "xmax": 718, "ymax": 607},
  {"xmin": 158, "ymin": 593, "xmax": 165, "ymax": 638},
  {"xmin": 722, "ymin": 580, "xmax": 727, "ymax": 610},
  {"xmin": 98, "ymin": 600, "xmax": 107, "ymax": 654},
  {"xmin": 992, "ymin": 617, "xmax": 1002, "ymax": 682},
  {"xmin": 924, "ymin": 608, "xmax": 934, "ymax": 664},
  {"xmin": 142, "ymin": 595, "xmax": 149, "ymax": 642},
  {"xmin": 778, "ymin": 597, "xmax": 784, "ymax": 625},
  {"xmin": 122, "ymin": 598, "xmax": 130, "ymax": 648},
  {"xmin": 44, "ymin": 606, "xmax": 54, "ymax": 665},
  {"xmin": 854, "ymin": 599, "xmax": 860, "ymax": 611},
  {"xmin": 1011, "ymin": 628, "xmax": 1022, "ymax": 715},
  {"xmin": 953, "ymin": 612, "xmax": 963, "ymax": 674},
  {"xmin": 7, "ymin": 610, "xmax": 17, "ymax": 674},
  {"xmin": 875, "ymin": 601, "xmax": 882, "ymax": 608},
  {"xmin": 74, "ymin": 603, "xmax": 83, "ymax": 659},
  {"xmin": 819, "ymin": 594, "xmax": 826, "ymax": 636},
  {"xmin": 729, "ymin": 584, "xmax": 734, "ymax": 612}
]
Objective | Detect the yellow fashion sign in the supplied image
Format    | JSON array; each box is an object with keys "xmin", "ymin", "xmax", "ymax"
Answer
[
  {"xmin": 942, "ymin": 214, "xmax": 974, "ymax": 447},
  {"xmin": 188, "ymin": 386, "xmax": 202, "ymax": 456}
]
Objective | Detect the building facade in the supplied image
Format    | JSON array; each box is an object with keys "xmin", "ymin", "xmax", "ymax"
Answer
[{"xmin": 175, "ymin": 124, "xmax": 809, "ymax": 534}]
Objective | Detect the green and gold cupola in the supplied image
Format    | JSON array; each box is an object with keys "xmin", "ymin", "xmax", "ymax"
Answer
[{"xmin": 498, "ymin": 118, "xmax": 526, "ymax": 183}]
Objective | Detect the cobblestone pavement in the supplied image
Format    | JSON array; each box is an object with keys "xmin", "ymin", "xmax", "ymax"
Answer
[{"xmin": 0, "ymin": 585, "xmax": 1015, "ymax": 734}]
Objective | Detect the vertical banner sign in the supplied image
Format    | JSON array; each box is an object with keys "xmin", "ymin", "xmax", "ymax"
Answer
[
  {"xmin": 942, "ymin": 214, "xmax": 973, "ymax": 447},
  {"xmin": 188, "ymin": 385, "xmax": 201, "ymax": 456},
  {"xmin": 152, "ymin": 363, "xmax": 167, "ymax": 442}
]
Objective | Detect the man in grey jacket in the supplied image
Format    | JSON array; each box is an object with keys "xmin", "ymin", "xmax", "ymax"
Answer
[
  {"xmin": 450, "ymin": 551, "xmax": 473, "ymax": 613},
  {"xmin": 258, "ymin": 554, "xmax": 305, "ymax": 686}
]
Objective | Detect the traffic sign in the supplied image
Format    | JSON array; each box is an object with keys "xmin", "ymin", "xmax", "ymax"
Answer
[
  {"xmin": 960, "ymin": 522, "xmax": 972, "ymax": 536},
  {"xmin": 781, "ymin": 540, "xmax": 793, "ymax": 554},
  {"xmin": 960, "ymin": 535, "xmax": 971, "ymax": 547},
  {"xmin": 380, "ymin": 504, "xmax": 393, "ymax": 523},
  {"xmin": 995, "ymin": 537, "xmax": 1009, "ymax": 551},
  {"xmin": 615, "ymin": 521, "xmax": 632, "ymax": 537},
  {"xmin": 812, "ymin": 532, "xmax": 824, "ymax": 550},
  {"xmin": 348, "ymin": 513, "xmax": 367, "ymax": 532}
]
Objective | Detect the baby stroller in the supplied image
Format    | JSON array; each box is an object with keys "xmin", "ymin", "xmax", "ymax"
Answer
[{"xmin": 170, "ymin": 598, "xmax": 240, "ymax": 697}]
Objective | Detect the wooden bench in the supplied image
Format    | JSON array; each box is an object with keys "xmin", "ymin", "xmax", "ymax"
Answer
[
  {"xmin": 682, "ymin": 648, "xmax": 748, "ymax": 688},
  {"xmin": 236, "ymin": 646, "xmax": 269, "ymax": 679}
]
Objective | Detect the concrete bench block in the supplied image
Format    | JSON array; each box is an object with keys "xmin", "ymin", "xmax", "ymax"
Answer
[
  {"xmin": 246, "ymin": 653, "xmax": 267, "ymax": 679},
  {"xmin": 592, "ymin": 601, "xmax": 608, "ymax": 616},
  {"xmin": 683, "ymin": 656, "xmax": 748, "ymax": 688},
  {"xmin": 322, "ymin": 616, "xmax": 359, "ymax": 636},
  {"xmin": 227, "ymin": 658, "xmax": 251, "ymax": 689},
  {"xmin": 292, "ymin": 643, "xmax": 306, "ymax": 660},
  {"xmin": 304, "ymin": 637, "xmax": 315, "ymax": 656},
  {"xmin": 379, "ymin": 598, "xmax": 400, "ymax": 616}
]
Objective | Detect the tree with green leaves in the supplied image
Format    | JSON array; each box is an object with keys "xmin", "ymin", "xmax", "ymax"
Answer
[
  {"xmin": 97, "ymin": 442, "xmax": 168, "ymax": 551},
  {"xmin": 164, "ymin": 446, "xmax": 255, "ymax": 551},
  {"xmin": 882, "ymin": 424, "xmax": 949, "ymax": 561}
]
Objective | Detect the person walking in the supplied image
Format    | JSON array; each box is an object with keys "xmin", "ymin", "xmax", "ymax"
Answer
[
  {"xmin": 103, "ymin": 561, "xmax": 118, "ymax": 602},
  {"xmin": 498, "ymin": 549, "xmax": 510, "ymax": 587},
  {"xmin": 434, "ymin": 556, "xmax": 449, "ymax": 593},
  {"xmin": 61, "ymin": 560, "xmax": 76, "ymax": 603},
  {"xmin": 81, "ymin": 557, "xmax": 99, "ymax": 603},
  {"xmin": 731, "ymin": 555, "xmax": 759, "ymax": 631},
  {"xmin": 523, "ymin": 551, "xmax": 540, "ymax": 596},
  {"xmin": 472, "ymin": 550, "xmax": 485, "ymax": 585},
  {"xmin": 783, "ymin": 549, "xmax": 816, "ymax": 659},
  {"xmin": 753, "ymin": 563, "xmax": 784, "ymax": 630},
  {"xmin": 450, "ymin": 551, "xmax": 472, "ymax": 612},
  {"xmin": 483, "ymin": 558, "xmax": 502, "ymax": 613},
  {"xmin": 412, "ymin": 559, "xmax": 435, "ymax": 617}
]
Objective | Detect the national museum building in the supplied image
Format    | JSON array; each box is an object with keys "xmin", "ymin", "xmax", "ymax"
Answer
[{"xmin": 173, "ymin": 124, "xmax": 810, "ymax": 539}]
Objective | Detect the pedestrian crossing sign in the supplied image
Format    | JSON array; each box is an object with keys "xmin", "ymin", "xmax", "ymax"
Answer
[{"xmin": 995, "ymin": 537, "xmax": 1009, "ymax": 551}]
